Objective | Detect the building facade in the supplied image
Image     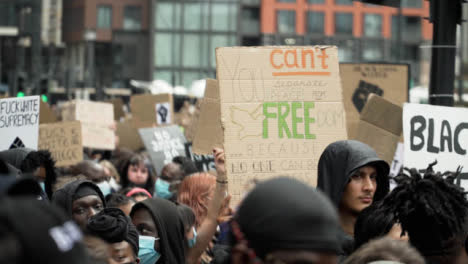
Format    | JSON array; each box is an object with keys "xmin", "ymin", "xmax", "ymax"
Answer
[
  {"xmin": 260, "ymin": 0, "xmax": 432, "ymax": 86},
  {"xmin": 62, "ymin": 0, "xmax": 150, "ymax": 93}
]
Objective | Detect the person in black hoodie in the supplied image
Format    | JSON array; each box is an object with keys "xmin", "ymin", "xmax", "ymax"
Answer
[
  {"xmin": 52, "ymin": 179, "xmax": 106, "ymax": 232},
  {"xmin": 131, "ymin": 197, "xmax": 186, "ymax": 264},
  {"xmin": 0, "ymin": 148, "xmax": 57, "ymax": 199},
  {"xmin": 317, "ymin": 140, "xmax": 389, "ymax": 260}
]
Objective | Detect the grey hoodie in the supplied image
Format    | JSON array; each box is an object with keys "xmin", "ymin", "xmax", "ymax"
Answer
[{"xmin": 317, "ymin": 140, "xmax": 390, "ymax": 260}]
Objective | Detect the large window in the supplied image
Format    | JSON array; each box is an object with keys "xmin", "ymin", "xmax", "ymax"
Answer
[
  {"xmin": 335, "ymin": 0, "xmax": 353, "ymax": 5},
  {"xmin": 308, "ymin": 0, "xmax": 325, "ymax": 3},
  {"xmin": 97, "ymin": 5, "xmax": 112, "ymax": 29},
  {"xmin": 363, "ymin": 14, "xmax": 382, "ymax": 37},
  {"xmin": 184, "ymin": 3, "xmax": 202, "ymax": 31},
  {"xmin": 401, "ymin": 0, "xmax": 421, "ymax": 8},
  {"xmin": 307, "ymin": 11, "xmax": 324, "ymax": 34},
  {"xmin": 153, "ymin": 1, "xmax": 238, "ymax": 87},
  {"xmin": 241, "ymin": 8, "xmax": 260, "ymax": 35},
  {"xmin": 212, "ymin": 3, "xmax": 237, "ymax": 31},
  {"xmin": 277, "ymin": 10, "xmax": 296, "ymax": 34},
  {"xmin": 335, "ymin": 13, "xmax": 353, "ymax": 35},
  {"xmin": 155, "ymin": 3, "xmax": 181, "ymax": 30},
  {"xmin": 277, "ymin": 0, "xmax": 296, "ymax": 2},
  {"xmin": 392, "ymin": 16, "xmax": 421, "ymax": 41},
  {"xmin": 123, "ymin": 6, "xmax": 142, "ymax": 30}
]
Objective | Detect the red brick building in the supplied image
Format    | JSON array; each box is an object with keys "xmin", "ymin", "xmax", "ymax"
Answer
[{"xmin": 260, "ymin": 0, "xmax": 431, "ymax": 85}]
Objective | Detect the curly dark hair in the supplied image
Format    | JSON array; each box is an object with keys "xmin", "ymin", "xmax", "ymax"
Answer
[
  {"xmin": 21, "ymin": 150, "xmax": 57, "ymax": 199},
  {"xmin": 382, "ymin": 161, "xmax": 468, "ymax": 258}
]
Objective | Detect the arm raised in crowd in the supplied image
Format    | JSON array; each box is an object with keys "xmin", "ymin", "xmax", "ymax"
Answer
[{"xmin": 186, "ymin": 148, "xmax": 230, "ymax": 264}]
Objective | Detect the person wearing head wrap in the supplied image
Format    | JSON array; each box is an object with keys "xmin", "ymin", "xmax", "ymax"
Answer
[
  {"xmin": 88, "ymin": 208, "xmax": 140, "ymax": 264},
  {"xmin": 52, "ymin": 179, "xmax": 106, "ymax": 232},
  {"xmin": 131, "ymin": 197, "xmax": 186, "ymax": 264},
  {"xmin": 0, "ymin": 197, "xmax": 91, "ymax": 264},
  {"xmin": 317, "ymin": 140, "xmax": 390, "ymax": 260},
  {"xmin": 227, "ymin": 177, "xmax": 340, "ymax": 264}
]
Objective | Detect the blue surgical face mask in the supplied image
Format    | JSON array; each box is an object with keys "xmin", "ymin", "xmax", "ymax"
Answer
[
  {"xmin": 96, "ymin": 181, "xmax": 112, "ymax": 197},
  {"xmin": 155, "ymin": 178, "xmax": 172, "ymax": 199},
  {"xmin": 188, "ymin": 226, "xmax": 197, "ymax": 248},
  {"xmin": 139, "ymin": 235, "xmax": 161, "ymax": 264}
]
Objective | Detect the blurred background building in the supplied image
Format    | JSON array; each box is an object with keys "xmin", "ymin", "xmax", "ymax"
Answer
[{"xmin": 0, "ymin": 0, "xmax": 466, "ymax": 101}]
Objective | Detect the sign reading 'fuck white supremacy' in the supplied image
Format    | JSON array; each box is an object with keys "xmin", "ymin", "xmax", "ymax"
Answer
[{"xmin": 0, "ymin": 96, "xmax": 40, "ymax": 150}]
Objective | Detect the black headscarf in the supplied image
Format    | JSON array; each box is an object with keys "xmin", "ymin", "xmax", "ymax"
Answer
[
  {"xmin": 317, "ymin": 140, "xmax": 390, "ymax": 207},
  {"xmin": 234, "ymin": 177, "xmax": 341, "ymax": 259},
  {"xmin": 52, "ymin": 180, "xmax": 106, "ymax": 217},
  {"xmin": 131, "ymin": 197, "xmax": 186, "ymax": 264},
  {"xmin": 87, "ymin": 208, "xmax": 139, "ymax": 256}
]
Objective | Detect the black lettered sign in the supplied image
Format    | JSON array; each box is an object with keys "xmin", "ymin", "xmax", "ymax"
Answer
[
  {"xmin": 139, "ymin": 125, "xmax": 187, "ymax": 174},
  {"xmin": 403, "ymin": 103, "xmax": 468, "ymax": 189}
]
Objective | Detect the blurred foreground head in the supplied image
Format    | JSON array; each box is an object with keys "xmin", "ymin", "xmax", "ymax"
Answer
[
  {"xmin": 343, "ymin": 237, "xmax": 424, "ymax": 264},
  {"xmin": 0, "ymin": 198, "xmax": 91, "ymax": 264},
  {"xmin": 229, "ymin": 177, "xmax": 340, "ymax": 264}
]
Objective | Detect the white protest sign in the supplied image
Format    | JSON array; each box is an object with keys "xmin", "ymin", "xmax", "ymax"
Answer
[
  {"xmin": 403, "ymin": 103, "xmax": 468, "ymax": 187},
  {"xmin": 389, "ymin": 142, "xmax": 404, "ymax": 177},
  {"xmin": 156, "ymin": 102, "xmax": 171, "ymax": 125},
  {"xmin": 0, "ymin": 96, "xmax": 40, "ymax": 150}
]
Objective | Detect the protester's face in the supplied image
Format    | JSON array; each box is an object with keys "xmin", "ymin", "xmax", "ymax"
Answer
[
  {"xmin": 72, "ymin": 195, "xmax": 104, "ymax": 231},
  {"xmin": 340, "ymin": 165, "xmax": 377, "ymax": 214},
  {"xmin": 33, "ymin": 166, "xmax": 47, "ymax": 182},
  {"xmin": 108, "ymin": 241, "xmax": 140, "ymax": 264},
  {"xmin": 127, "ymin": 163, "xmax": 148, "ymax": 185},
  {"xmin": 386, "ymin": 223, "xmax": 409, "ymax": 242},
  {"xmin": 132, "ymin": 208, "xmax": 161, "ymax": 252},
  {"xmin": 118, "ymin": 201, "xmax": 136, "ymax": 216}
]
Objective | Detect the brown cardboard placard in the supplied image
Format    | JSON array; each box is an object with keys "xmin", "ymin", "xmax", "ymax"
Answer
[
  {"xmin": 38, "ymin": 121, "xmax": 83, "ymax": 167},
  {"xmin": 355, "ymin": 94, "xmax": 402, "ymax": 164},
  {"xmin": 61, "ymin": 100, "xmax": 115, "ymax": 150},
  {"xmin": 340, "ymin": 63, "xmax": 408, "ymax": 139},
  {"xmin": 39, "ymin": 100, "xmax": 58, "ymax": 124},
  {"xmin": 175, "ymin": 100, "xmax": 201, "ymax": 142},
  {"xmin": 105, "ymin": 98, "xmax": 126, "ymax": 121},
  {"xmin": 192, "ymin": 79, "xmax": 224, "ymax": 155},
  {"xmin": 116, "ymin": 118, "xmax": 153, "ymax": 151},
  {"xmin": 216, "ymin": 46, "xmax": 348, "ymax": 204},
  {"xmin": 130, "ymin": 94, "xmax": 173, "ymax": 126}
]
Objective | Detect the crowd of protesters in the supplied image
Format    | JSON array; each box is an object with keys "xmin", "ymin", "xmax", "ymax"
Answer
[{"xmin": 1, "ymin": 135, "xmax": 468, "ymax": 264}]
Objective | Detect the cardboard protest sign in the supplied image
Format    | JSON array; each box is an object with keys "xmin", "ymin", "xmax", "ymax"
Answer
[
  {"xmin": 39, "ymin": 100, "xmax": 58, "ymax": 124},
  {"xmin": 105, "ymin": 98, "xmax": 125, "ymax": 121},
  {"xmin": 130, "ymin": 94, "xmax": 173, "ymax": 126},
  {"xmin": 192, "ymin": 79, "xmax": 224, "ymax": 155},
  {"xmin": 216, "ymin": 46, "xmax": 348, "ymax": 204},
  {"xmin": 139, "ymin": 125, "xmax": 187, "ymax": 174},
  {"xmin": 185, "ymin": 142, "xmax": 215, "ymax": 172},
  {"xmin": 116, "ymin": 118, "xmax": 153, "ymax": 151},
  {"xmin": 403, "ymin": 103, "xmax": 468, "ymax": 189},
  {"xmin": 355, "ymin": 94, "xmax": 402, "ymax": 164},
  {"xmin": 61, "ymin": 100, "xmax": 115, "ymax": 150},
  {"xmin": 0, "ymin": 96, "xmax": 40, "ymax": 150},
  {"xmin": 39, "ymin": 121, "xmax": 83, "ymax": 167},
  {"xmin": 340, "ymin": 63, "xmax": 409, "ymax": 139}
]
